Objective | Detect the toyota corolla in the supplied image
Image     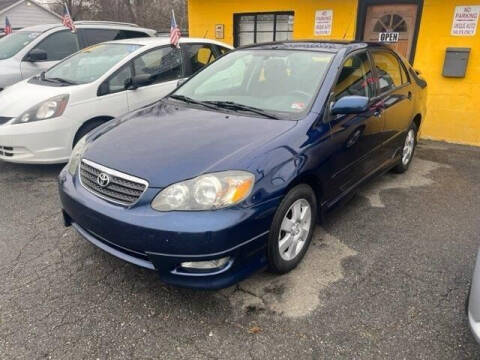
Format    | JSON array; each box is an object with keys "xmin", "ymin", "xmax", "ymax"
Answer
[{"xmin": 58, "ymin": 41, "xmax": 427, "ymax": 289}]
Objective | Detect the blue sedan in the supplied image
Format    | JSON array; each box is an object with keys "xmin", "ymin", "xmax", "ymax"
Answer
[{"xmin": 58, "ymin": 41, "xmax": 427, "ymax": 289}]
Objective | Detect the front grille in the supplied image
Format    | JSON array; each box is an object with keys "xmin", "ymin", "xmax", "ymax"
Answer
[
  {"xmin": 79, "ymin": 159, "xmax": 148, "ymax": 206},
  {"xmin": 0, "ymin": 117, "xmax": 12, "ymax": 125}
]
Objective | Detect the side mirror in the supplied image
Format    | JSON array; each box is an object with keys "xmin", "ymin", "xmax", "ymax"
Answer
[
  {"xmin": 331, "ymin": 96, "xmax": 369, "ymax": 115},
  {"xmin": 127, "ymin": 74, "xmax": 152, "ymax": 90},
  {"xmin": 177, "ymin": 78, "xmax": 188, "ymax": 87},
  {"xmin": 24, "ymin": 48, "xmax": 47, "ymax": 62}
]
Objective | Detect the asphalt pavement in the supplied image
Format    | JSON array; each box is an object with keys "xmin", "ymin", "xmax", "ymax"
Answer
[{"xmin": 1, "ymin": 140, "xmax": 479, "ymax": 359}]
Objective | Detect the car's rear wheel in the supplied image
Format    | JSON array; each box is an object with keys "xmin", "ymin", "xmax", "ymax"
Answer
[
  {"xmin": 393, "ymin": 122, "xmax": 418, "ymax": 173},
  {"xmin": 267, "ymin": 184, "xmax": 317, "ymax": 273}
]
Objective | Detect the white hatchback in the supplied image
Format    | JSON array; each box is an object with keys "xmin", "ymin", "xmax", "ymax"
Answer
[{"xmin": 0, "ymin": 37, "xmax": 232, "ymax": 164}]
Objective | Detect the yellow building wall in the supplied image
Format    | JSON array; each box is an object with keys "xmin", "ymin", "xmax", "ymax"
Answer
[
  {"xmin": 414, "ymin": 0, "xmax": 480, "ymax": 145},
  {"xmin": 188, "ymin": 0, "xmax": 358, "ymax": 43},
  {"xmin": 188, "ymin": 0, "xmax": 480, "ymax": 146}
]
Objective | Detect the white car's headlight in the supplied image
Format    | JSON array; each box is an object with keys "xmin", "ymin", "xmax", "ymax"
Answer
[
  {"xmin": 13, "ymin": 94, "xmax": 69, "ymax": 124},
  {"xmin": 152, "ymin": 171, "xmax": 255, "ymax": 211},
  {"xmin": 67, "ymin": 136, "xmax": 88, "ymax": 175}
]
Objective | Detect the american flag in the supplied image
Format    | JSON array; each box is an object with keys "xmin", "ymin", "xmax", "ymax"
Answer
[
  {"xmin": 170, "ymin": 10, "xmax": 181, "ymax": 47},
  {"xmin": 4, "ymin": 16, "xmax": 12, "ymax": 35},
  {"xmin": 62, "ymin": 2, "xmax": 76, "ymax": 32}
]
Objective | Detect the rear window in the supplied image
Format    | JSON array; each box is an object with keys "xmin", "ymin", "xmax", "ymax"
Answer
[{"xmin": 80, "ymin": 29, "xmax": 149, "ymax": 47}]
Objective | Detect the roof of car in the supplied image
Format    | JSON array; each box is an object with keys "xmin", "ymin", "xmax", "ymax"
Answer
[
  {"xmin": 107, "ymin": 37, "xmax": 234, "ymax": 48},
  {"xmin": 239, "ymin": 40, "xmax": 388, "ymax": 53},
  {"xmin": 17, "ymin": 21, "xmax": 156, "ymax": 34}
]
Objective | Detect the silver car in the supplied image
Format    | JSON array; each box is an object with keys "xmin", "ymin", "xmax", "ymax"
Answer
[
  {"xmin": 468, "ymin": 249, "xmax": 480, "ymax": 343},
  {"xmin": 0, "ymin": 21, "xmax": 156, "ymax": 91}
]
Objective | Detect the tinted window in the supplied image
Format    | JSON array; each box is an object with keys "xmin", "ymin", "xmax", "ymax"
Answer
[
  {"xmin": 216, "ymin": 45, "xmax": 231, "ymax": 55},
  {"xmin": 32, "ymin": 31, "xmax": 79, "ymax": 61},
  {"xmin": 133, "ymin": 47, "xmax": 182, "ymax": 84},
  {"xmin": 334, "ymin": 52, "xmax": 374, "ymax": 100},
  {"xmin": 183, "ymin": 44, "xmax": 217, "ymax": 75},
  {"xmin": 106, "ymin": 65, "xmax": 133, "ymax": 93},
  {"xmin": 80, "ymin": 29, "xmax": 149, "ymax": 47},
  {"xmin": 372, "ymin": 51, "xmax": 403, "ymax": 93}
]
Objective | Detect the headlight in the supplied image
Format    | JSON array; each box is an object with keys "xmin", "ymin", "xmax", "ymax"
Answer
[
  {"xmin": 13, "ymin": 95, "xmax": 69, "ymax": 124},
  {"xmin": 67, "ymin": 136, "xmax": 88, "ymax": 175},
  {"xmin": 152, "ymin": 171, "xmax": 255, "ymax": 211}
]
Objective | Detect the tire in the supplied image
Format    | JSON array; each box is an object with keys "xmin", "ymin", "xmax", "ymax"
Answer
[
  {"xmin": 393, "ymin": 122, "xmax": 418, "ymax": 173},
  {"xmin": 72, "ymin": 119, "xmax": 107, "ymax": 148},
  {"xmin": 267, "ymin": 184, "xmax": 317, "ymax": 274}
]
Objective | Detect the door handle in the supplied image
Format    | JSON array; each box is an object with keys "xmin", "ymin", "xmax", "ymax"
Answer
[
  {"xmin": 373, "ymin": 108, "xmax": 383, "ymax": 117},
  {"xmin": 407, "ymin": 91, "xmax": 412, "ymax": 100}
]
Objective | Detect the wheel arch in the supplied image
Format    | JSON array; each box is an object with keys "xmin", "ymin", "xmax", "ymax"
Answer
[
  {"xmin": 284, "ymin": 173, "xmax": 325, "ymax": 220},
  {"xmin": 72, "ymin": 116, "xmax": 115, "ymax": 148},
  {"xmin": 412, "ymin": 113, "xmax": 422, "ymax": 130}
]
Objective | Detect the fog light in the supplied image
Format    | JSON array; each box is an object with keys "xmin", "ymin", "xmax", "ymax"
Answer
[{"xmin": 181, "ymin": 257, "xmax": 230, "ymax": 270}]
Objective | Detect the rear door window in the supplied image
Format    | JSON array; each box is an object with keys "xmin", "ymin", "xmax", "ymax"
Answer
[
  {"xmin": 182, "ymin": 44, "xmax": 218, "ymax": 76},
  {"xmin": 79, "ymin": 29, "xmax": 149, "ymax": 48},
  {"xmin": 372, "ymin": 51, "xmax": 403, "ymax": 94},
  {"xmin": 31, "ymin": 30, "xmax": 79, "ymax": 61},
  {"xmin": 215, "ymin": 45, "xmax": 231, "ymax": 55}
]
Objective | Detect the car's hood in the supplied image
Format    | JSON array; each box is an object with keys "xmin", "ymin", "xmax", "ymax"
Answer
[
  {"xmin": 0, "ymin": 80, "xmax": 73, "ymax": 117},
  {"xmin": 84, "ymin": 102, "xmax": 297, "ymax": 188}
]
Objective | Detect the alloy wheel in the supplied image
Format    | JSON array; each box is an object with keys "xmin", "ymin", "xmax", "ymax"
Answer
[
  {"xmin": 402, "ymin": 129, "xmax": 415, "ymax": 166},
  {"xmin": 278, "ymin": 198, "xmax": 312, "ymax": 261}
]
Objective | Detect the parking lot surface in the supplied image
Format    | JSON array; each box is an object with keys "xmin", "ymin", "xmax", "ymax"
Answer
[{"xmin": 1, "ymin": 140, "xmax": 479, "ymax": 359}]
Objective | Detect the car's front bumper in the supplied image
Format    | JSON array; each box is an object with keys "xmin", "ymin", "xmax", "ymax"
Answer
[
  {"xmin": 0, "ymin": 117, "xmax": 74, "ymax": 164},
  {"xmin": 58, "ymin": 167, "xmax": 279, "ymax": 289}
]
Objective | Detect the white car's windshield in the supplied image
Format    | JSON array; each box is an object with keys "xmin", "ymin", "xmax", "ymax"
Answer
[
  {"xmin": 0, "ymin": 32, "xmax": 42, "ymax": 60},
  {"xmin": 173, "ymin": 49, "xmax": 334, "ymax": 117},
  {"xmin": 44, "ymin": 43, "xmax": 142, "ymax": 85}
]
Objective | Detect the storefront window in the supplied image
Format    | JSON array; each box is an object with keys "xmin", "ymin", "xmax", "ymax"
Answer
[{"xmin": 234, "ymin": 12, "xmax": 294, "ymax": 47}]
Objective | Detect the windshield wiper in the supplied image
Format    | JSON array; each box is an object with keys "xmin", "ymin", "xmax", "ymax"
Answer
[
  {"xmin": 168, "ymin": 95, "xmax": 218, "ymax": 110},
  {"xmin": 203, "ymin": 101, "xmax": 279, "ymax": 119},
  {"xmin": 44, "ymin": 77, "xmax": 77, "ymax": 85}
]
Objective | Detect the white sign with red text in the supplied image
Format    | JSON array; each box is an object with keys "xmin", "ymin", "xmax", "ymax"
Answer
[
  {"xmin": 451, "ymin": 5, "xmax": 480, "ymax": 36},
  {"xmin": 314, "ymin": 10, "xmax": 333, "ymax": 36}
]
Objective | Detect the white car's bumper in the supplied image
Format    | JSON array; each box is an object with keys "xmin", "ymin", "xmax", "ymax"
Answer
[
  {"xmin": 468, "ymin": 310, "xmax": 480, "ymax": 344},
  {"xmin": 0, "ymin": 117, "xmax": 74, "ymax": 164},
  {"xmin": 468, "ymin": 249, "xmax": 480, "ymax": 344}
]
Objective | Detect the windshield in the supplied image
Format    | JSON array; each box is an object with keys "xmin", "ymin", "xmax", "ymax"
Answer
[
  {"xmin": 0, "ymin": 32, "xmax": 42, "ymax": 60},
  {"xmin": 44, "ymin": 43, "xmax": 142, "ymax": 85},
  {"xmin": 173, "ymin": 49, "xmax": 334, "ymax": 117}
]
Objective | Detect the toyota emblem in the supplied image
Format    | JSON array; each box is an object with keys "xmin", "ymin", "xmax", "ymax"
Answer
[{"xmin": 96, "ymin": 172, "xmax": 110, "ymax": 187}]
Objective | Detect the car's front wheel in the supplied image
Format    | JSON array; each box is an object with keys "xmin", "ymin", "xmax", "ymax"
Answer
[
  {"xmin": 393, "ymin": 122, "xmax": 418, "ymax": 173},
  {"xmin": 267, "ymin": 184, "xmax": 317, "ymax": 273}
]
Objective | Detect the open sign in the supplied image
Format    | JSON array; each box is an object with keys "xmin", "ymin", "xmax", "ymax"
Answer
[{"xmin": 378, "ymin": 32, "xmax": 399, "ymax": 42}]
